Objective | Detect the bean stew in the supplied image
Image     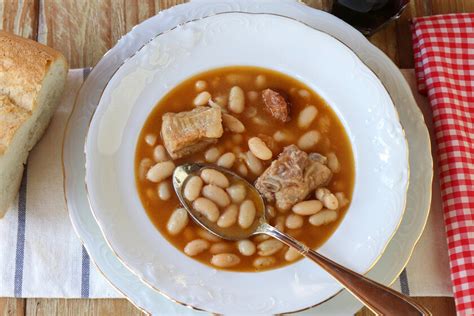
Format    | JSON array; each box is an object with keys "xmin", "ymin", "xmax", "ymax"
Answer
[{"xmin": 135, "ymin": 66, "xmax": 355, "ymax": 272}]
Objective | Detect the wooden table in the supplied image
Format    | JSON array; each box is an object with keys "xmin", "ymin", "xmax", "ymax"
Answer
[{"xmin": 1, "ymin": 0, "xmax": 472, "ymax": 315}]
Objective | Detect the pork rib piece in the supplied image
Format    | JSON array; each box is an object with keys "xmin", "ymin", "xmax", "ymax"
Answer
[
  {"xmin": 161, "ymin": 106, "xmax": 223, "ymax": 159},
  {"xmin": 255, "ymin": 145, "xmax": 332, "ymax": 211},
  {"xmin": 261, "ymin": 88, "xmax": 290, "ymax": 122}
]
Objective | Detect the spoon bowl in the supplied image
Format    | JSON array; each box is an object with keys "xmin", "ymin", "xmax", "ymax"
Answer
[
  {"xmin": 173, "ymin": 163, "xmax": 430, "ymax": 316},
  {"xmin": 173, "ymin": 163, "xmax": 267, "ymax": 241}
]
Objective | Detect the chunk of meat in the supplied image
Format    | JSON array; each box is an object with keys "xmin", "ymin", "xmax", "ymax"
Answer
[
  {"xmin": 161, "ymin": 106, "xmax": 223, "ymax": 159},
  {"xmin": 308, "ymin": 152, "xmax": 328, "ymax": 164},
  {"xmin": 261, "ymin": 89, "xmax": 290, "ymax": 122},
  {"xmin": 255, "ymin": 145, "xmax": 332, "ymax": 211}
]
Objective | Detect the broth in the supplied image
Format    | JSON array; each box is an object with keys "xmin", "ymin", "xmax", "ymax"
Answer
[{"xmin": 135, "ymin": 66, "xmax": 355, "ymax": 272}]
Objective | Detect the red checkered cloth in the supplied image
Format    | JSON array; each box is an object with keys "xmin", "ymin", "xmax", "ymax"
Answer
[{"xmin": 412, "ymin": 13, "xmax": 474, "ymax": 315}]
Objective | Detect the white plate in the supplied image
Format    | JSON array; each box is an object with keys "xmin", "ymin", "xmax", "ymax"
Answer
[
  {"xmin": 84, "ymin": 12, "xmax": 408, "ymax": 315},
  {"xmin": 63, "ymin": 1, "xmax": 432, "ymax": 315}
]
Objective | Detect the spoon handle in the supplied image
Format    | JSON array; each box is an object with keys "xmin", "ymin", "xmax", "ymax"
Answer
[{"xmin": 261, "ymin": 223, "xmax": 431, "ymax": 315}]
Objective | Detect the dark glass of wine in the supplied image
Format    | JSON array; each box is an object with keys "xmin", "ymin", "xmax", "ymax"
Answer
[{"xmin": 330, "ymin": 0, "xmax": 410, "ymax": 36}]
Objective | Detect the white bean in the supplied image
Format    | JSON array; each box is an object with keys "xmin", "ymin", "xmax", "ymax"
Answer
[
  {"xmin": 226, "ymin": 184, "xmax": 246, "ymax": 204},
  {"xmin": 248, "ymin": 137, "xmax": 272, "ymax": 160},
  {"xmin": 309, "ymin": 210, "xmax": 338, "ymax": 226},
  {"xmin": 138, "ymin": 158, "xmax": 154, "ymax": 181},
  {"xmin": 298, "ymin": 89, "xmax": 311, "ymax": 99},
  {"xmin": 245, "ymin": 106, "xmax": 257, "ymax": 118},
  {"xmin": 184, "ymin": 239, "xmax": 210, "ymax": 256},
  {"xmin": 226, "ymin": 74, "xmax": 249, "ymax": 85},
  {"xmin": 215, "ymin": 94, "xmax": 228, "ymax": 107},
  {"xmin": 247, "ymin": 91, "xmax": 258, "ymax": 102},
  {"xmin": 327, "ymin": 152, "xmax": 341, "ymax": 173},
  {"xmin": 323, "ymin": 193, "xmax": 339, "ymax": 210},
  {"xmin": 196, "ymin": 228, "xmax": 221, "ymax": 242},
  {"xmin": 255, "ymin": 75, "xmax": 267, "ymax": 89},
  {"xmin": 297, "ymin": 106, "xmax": 318, "ymax": 129},
  {"xmin": 210, "ymin": 242, "xmax": 233, "ymax": 255},
  {"xmin": 251, "ymin": 116, "xmax": 269, "ymax": 126},
  {"xmin": 253, "ymin": 256, "xmax": 276, "ymax": 268},
  {"xmin": 315, "ymin": 187, "xmax": 331, "ymax": 200},
  {"xmin": 284, "ymin": 247, "xmax": 301, "ymax": 262},
  {"xmin": 153, "ymin": 145, "xmax": 168, "ymax": 162},
  {"xmin": 232, "ymin": 134, "xmax": 243, "ymax": 144},
  {"xmin": 202, "ymin": 184, "xmax": 231, "ymax": 208},
  {"xmin": 319, "ymin": 115, "xmax": 331, "ymax": 134},
  {"xmin": 275, "ymin": 216, "xmax": 285, "ymax": 232},
  {"xmin": 335, "ymin": 192, "xmax": 349, "ymax": 208},
  {"xmin": 222, "ymin": 113, "xmax": 245, "ymax": 133},
  {"xmin": 237, "ymin": 239, "xmax": 256, "ymax": 256},
  {"xmin": 145, "ymin": 188, "xmax": 157, "ymax": 200},
  {"xmin": 297, "ymin": 130, "xmax": 321, "ymax": 150},
  {"xmin": 204, "ymin": 147, "xmax": 220, "ymax": 163},
  {"xmin": 195, "ymin": 80, "xmax": 208, "ymax": 92},
  {"xmin": 217, "ymin": 152, "xmax": 236, "ymax": 169},
  {"xmin": 158, "ymin": 181, "xmax": 172, "ymax": 200},
  {"xmin": 184, "ymin": 176, "xmax": 203, "ymax": 202},
  {"xmin": 166, "ymin": 208, "xmax": 189, "ymax": 235},
  {"xmin": 292, "ymin": 200, "xmax": 323, "ymax": 215},
  {"xmin": 228, "ymin": 86, "xmax": 245, "ymax": 114},
  {"xmin": 217, "ymin": 204, "xmax": 239, "ymax": 228},
  {"xmin": 239, "ymin": 200, "xmax": 256, "ymax": 229},
  {"xmin": 257, "ymin": 239, "xmax": 284, "ymax": 256},
  {"xmin": 144, "ymin": 134, "xmax": 157, "ymax": 146},
  {"xmin": 146, "ymin": 161, "xmax": 175, "ymax": 183},
  {"xmin": 315, "ymin": 188, "xmax": 339, "ymax": 210},
  {"xmin": 211, "ymin": 253, "xmax": 241, "ymax": 268},
  {"xmin": 193, "ymin": 198, "xmax": 220, "ymax": 222},
  {"xmin": 193, "ymin": 91, "xmax": 211, "ymax": 106},
  {"xmin": 237, "ymin": 163, "xmax": 248, "ymax": 177},
  {"xmin": 244, "ymin": 151, "xmax": 263, "ymax": 175},
  {"xmin": 273, "ymin": 130, "xmax": 291, "ymax": 143},
  {"xmin": 285, "ymin": 214, "xmax": 304, "ymax": 229},
  {"xmin": 200, "ymin": 169, "xmax": 229, "ymax": 188},
  {"xmin": 253, "ymin": 234, "xmax": 270, "ymax": 242}
]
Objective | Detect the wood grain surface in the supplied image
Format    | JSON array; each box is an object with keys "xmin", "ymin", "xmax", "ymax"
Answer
[
  {"xmin": 0, "ymin": 0, "xmax": 38, "ymax": 39},
  {"xmin": 37, "ymin": 0, "xmax": 187, "ymax": 67},
  {"xmin": 0, "ymin": 296, "xmax": 456, "ymax": 316},
  {"xmin": 1, "ymin": 0, "xmax": 472, "ymax": 315},
  {"xmin": 24, "ymin": 299, "xmax": 144, "ymax": 316}
]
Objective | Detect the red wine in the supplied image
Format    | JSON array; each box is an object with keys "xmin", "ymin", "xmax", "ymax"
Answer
[{"xmin": 331, "ymin": 0, "xmax": 409, "ymax": 35}]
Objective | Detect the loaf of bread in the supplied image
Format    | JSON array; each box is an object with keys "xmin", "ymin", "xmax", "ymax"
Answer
[{"xmin": 0, "ymin": 31, "xmax": 68, "ymax": 217}]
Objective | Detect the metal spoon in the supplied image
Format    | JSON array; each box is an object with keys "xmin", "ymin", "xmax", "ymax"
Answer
[{"xmin": 173, "ymin": 163, "xmax": 430, "ymax": 315}]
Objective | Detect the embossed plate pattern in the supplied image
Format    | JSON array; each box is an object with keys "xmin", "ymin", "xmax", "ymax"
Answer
[
  {"xmin": 84, "ymin": 12, "xmax": 407, "ymax": 315},
  {"xmin": 63, "ymin": 1, "xmax": 432, "ymax": 315}
]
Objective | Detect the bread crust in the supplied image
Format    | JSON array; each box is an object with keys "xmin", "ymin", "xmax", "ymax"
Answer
[
  {"xmin": 0, "ymin": 31, "xmax": 67, "ymax": 112},
  {"xmin": 0, "ymin": 31, "xmax": 68, "ymax": 157},
  {"xmin": 0, "ymin": 95, "xmax": 29, "ymax": 155}
]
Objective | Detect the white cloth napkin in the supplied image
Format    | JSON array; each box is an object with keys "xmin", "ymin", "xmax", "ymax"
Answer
[
  {"xmin": 0, "ymin": 70, "xmax": 117, "ymax": 298},
  {"xmin": 0, "ymin": 69, "xmax": 453, "ymax": 299}
]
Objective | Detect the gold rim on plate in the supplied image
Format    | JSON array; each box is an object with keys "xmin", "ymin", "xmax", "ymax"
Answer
[{"xmin": 62, "ymin": 10, "xmax": 432, "ymax": 315}]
